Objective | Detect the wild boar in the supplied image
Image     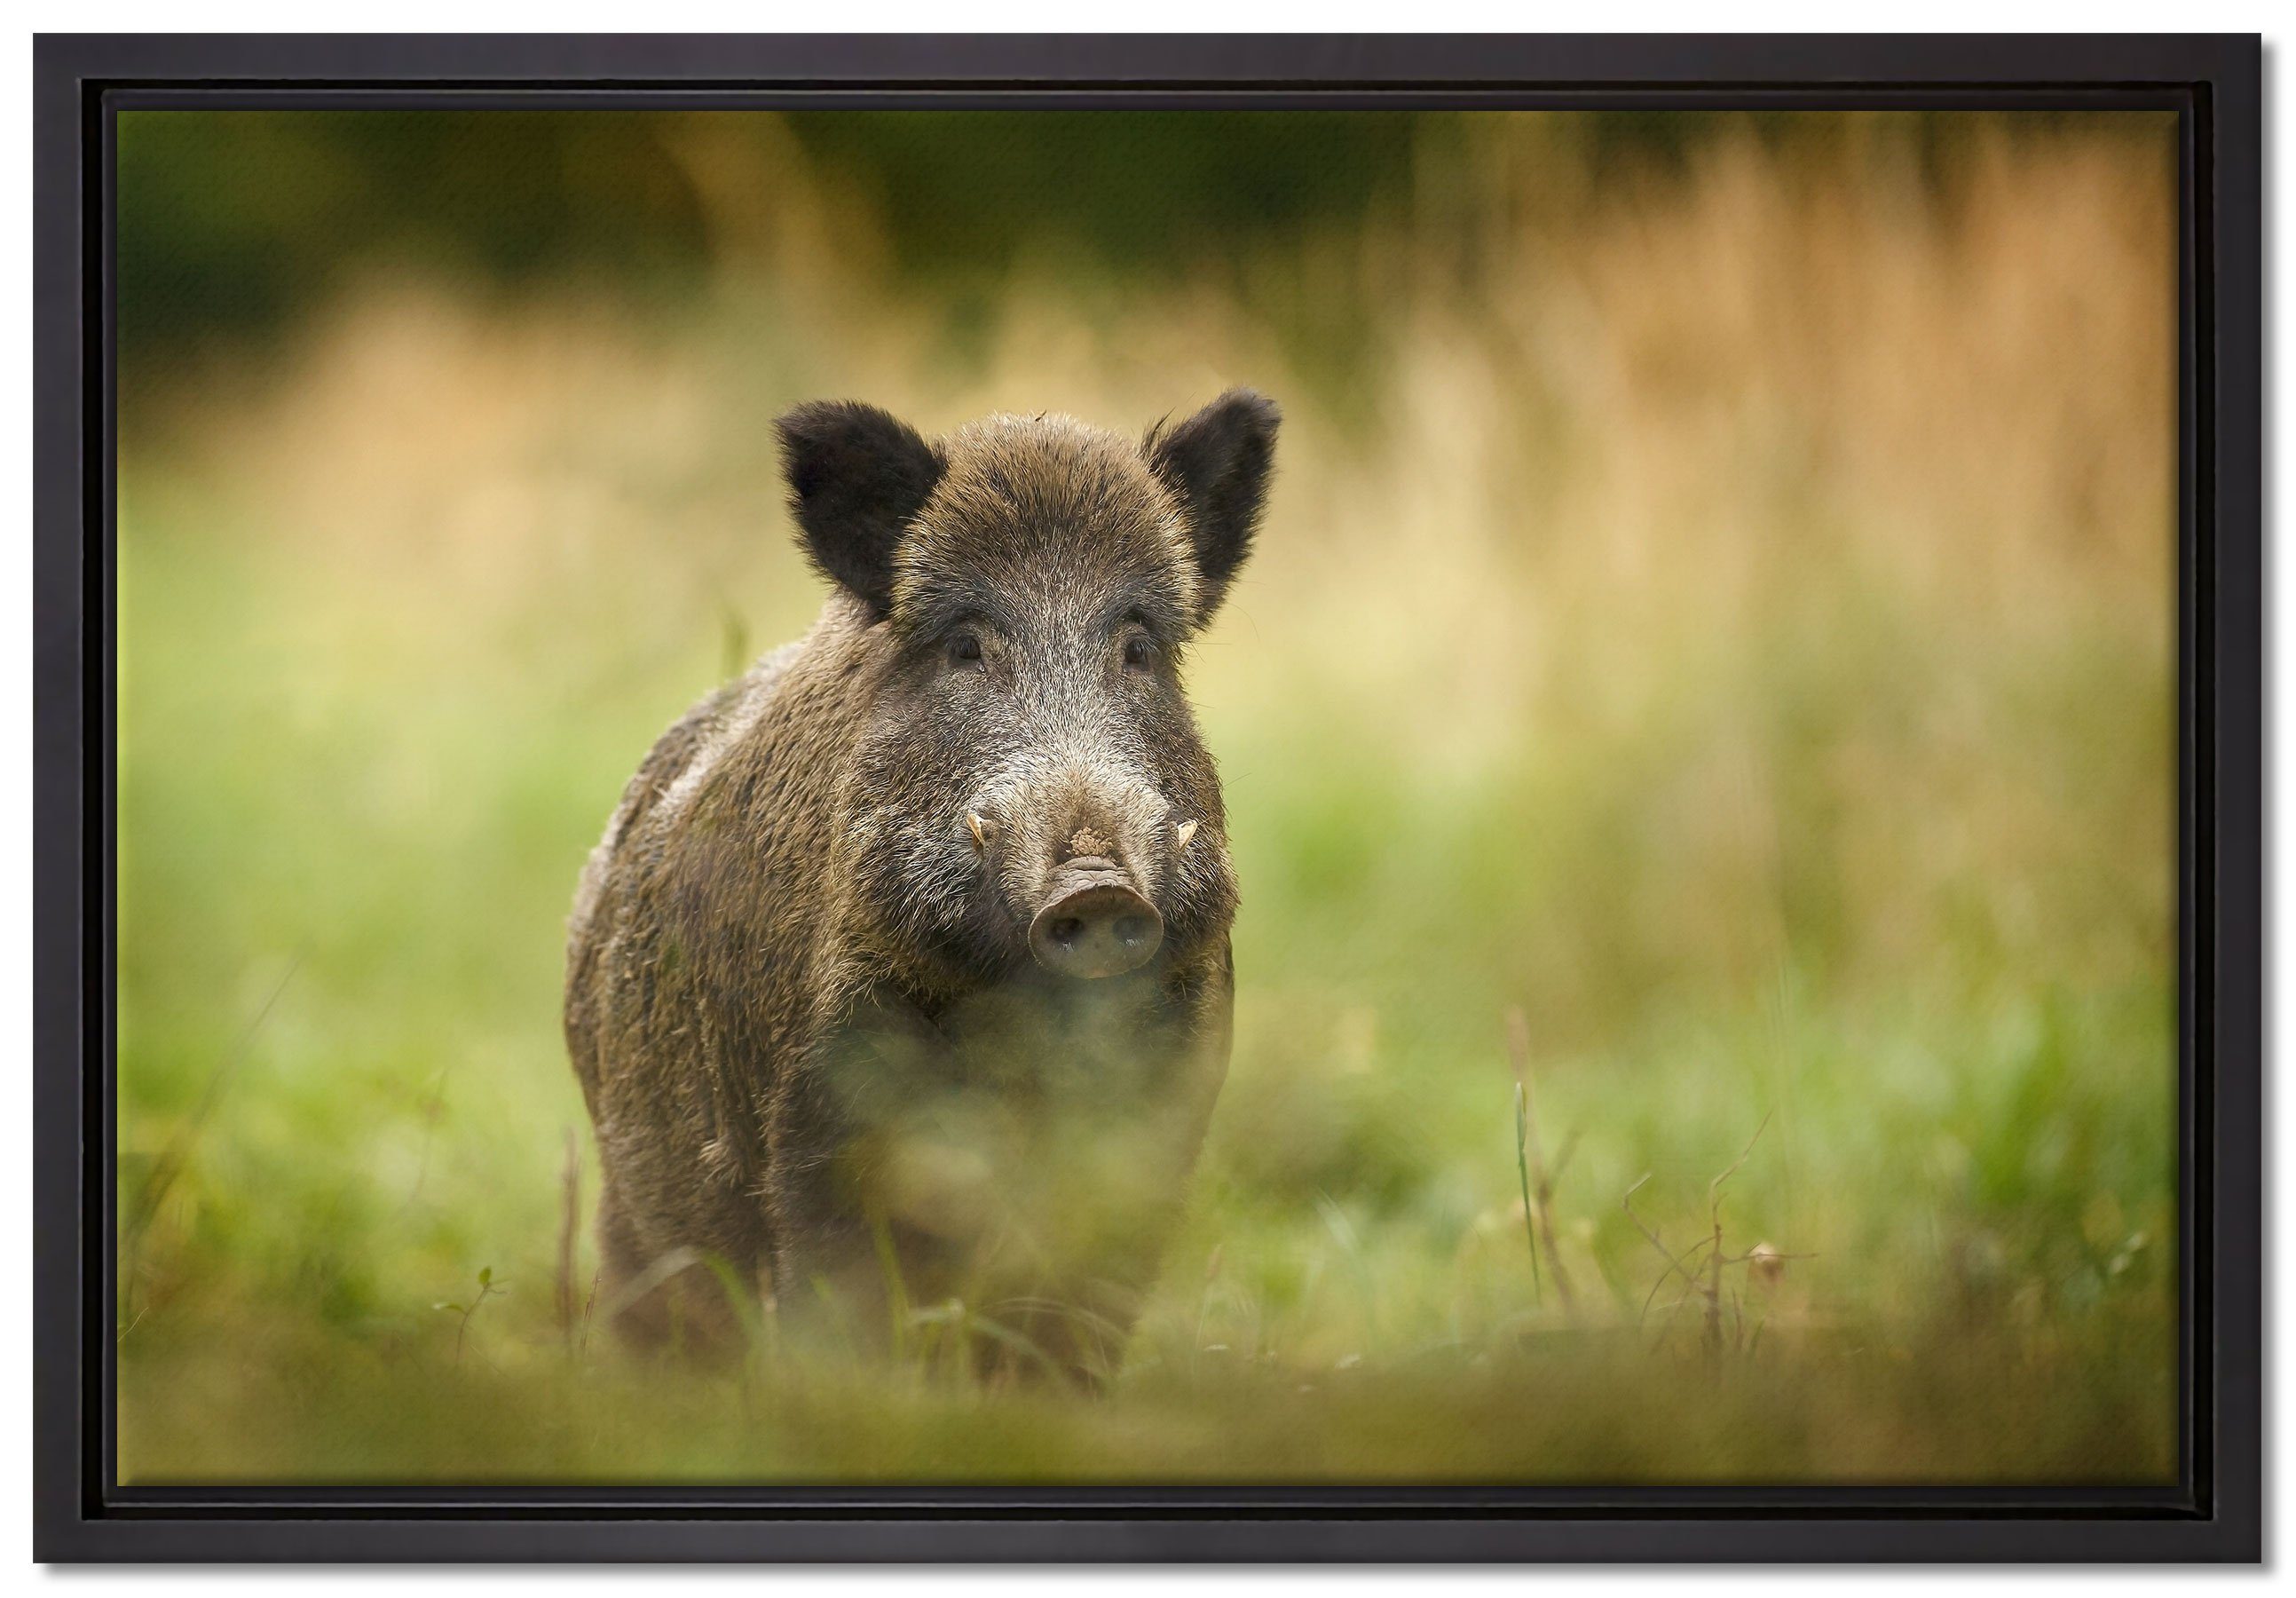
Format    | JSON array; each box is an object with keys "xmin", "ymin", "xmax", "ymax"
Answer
[{"xmin": 564, "ymin": 391, "xmax": 1278, "ymax": 1381}]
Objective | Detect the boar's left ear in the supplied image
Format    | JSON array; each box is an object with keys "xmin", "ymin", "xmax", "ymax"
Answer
[
  {"xmin": 1144, "ymin": 389, "xmax": 1280, "ymax": 620},
  {"xmin": 775, "ymin": 400, "xmax": 946, "ymax": 618}
]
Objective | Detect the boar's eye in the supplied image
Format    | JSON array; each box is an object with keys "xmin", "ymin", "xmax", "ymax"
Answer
[
  {"xmin": 945, "ymin": 630, "xmax": 984, "ymax": 669},
  {"xmin": 1121, "ymin": 633, "xmax": 1156, "ymax": 674}
]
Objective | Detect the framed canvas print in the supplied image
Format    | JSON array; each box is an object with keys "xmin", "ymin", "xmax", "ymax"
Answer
[{"xmin": 32, "ymin": 33, "xmax": 2260, "ymax": 1562}]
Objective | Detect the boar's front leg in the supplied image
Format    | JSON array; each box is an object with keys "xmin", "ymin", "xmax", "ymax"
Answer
[
  {"xmin": 993, "ymin": 943, "xmax": 1236, "ymax": 1388},
  {"xmin": 764, "ymin": 985, "xmax": 978, "ymax": 1360}
]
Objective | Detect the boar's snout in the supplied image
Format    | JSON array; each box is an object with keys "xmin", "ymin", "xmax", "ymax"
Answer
[{"xmin": 1028, "ymin": 858, "xmax": 1164, "ymax": 980}]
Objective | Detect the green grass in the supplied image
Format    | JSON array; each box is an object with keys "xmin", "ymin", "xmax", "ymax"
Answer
[
  {"xmin": 112, "ymin": 504, "xmax": 2176, "ymax": 1483},
  {"xmin": 121, "ymin": 1317, "xmax": 2174, "ymax": 1485},
  {"xmin": 113, "ymin": 113, "xmax": 2179, "ymax": 1484}
]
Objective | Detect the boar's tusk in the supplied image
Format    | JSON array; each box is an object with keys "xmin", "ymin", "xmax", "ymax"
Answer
[
  {"xmin": 1174, "ymin": 819, "xmax": 1199, "ymax": 853},
  {"xmin": 967, "ymin": 812, "xmax": 996, "ymax": 850}
]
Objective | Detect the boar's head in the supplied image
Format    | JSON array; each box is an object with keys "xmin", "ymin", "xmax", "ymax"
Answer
[{"xmin": 776, "ymin": 391, "xmax": 1278, "ymax": 998}]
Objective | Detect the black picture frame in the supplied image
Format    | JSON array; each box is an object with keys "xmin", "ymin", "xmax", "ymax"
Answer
[{"xmin": 33, "ymin": 32, "xmax": 2262, "ymax": 1564}]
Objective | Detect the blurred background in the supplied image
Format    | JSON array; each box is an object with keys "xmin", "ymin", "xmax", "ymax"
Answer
[{"xmin": 115, "ymin": 108, "xmax": 2179, "ymax": 1483}]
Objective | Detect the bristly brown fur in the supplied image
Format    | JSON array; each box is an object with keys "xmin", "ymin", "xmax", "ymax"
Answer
[{"xmin": 565, "ymin": 393, "xmax": 1277, "ymax": 1380}]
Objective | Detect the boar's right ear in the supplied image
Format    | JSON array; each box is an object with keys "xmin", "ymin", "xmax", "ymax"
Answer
[
  {"xmin": 775, "ymin": 400, "xmax": 945, "ymax": 618},
  {"xmin": 1144, "ymin": 388, "xmax": 1281, "ymax": 621}
]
